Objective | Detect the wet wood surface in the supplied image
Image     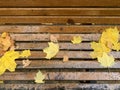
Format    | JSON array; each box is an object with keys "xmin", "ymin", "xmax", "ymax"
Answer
[{"xmin": 0, "ymin": 0, "xmax": 120, "ymax": 89}]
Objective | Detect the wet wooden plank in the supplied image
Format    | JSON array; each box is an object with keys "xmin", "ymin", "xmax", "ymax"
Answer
[
  {"xmin": 0, "ymin": 0, "xmax": 120, "ymax": 7},
  {"xmin": 0, "ymin": 16, "xmax": 120, "ymax": 24},
  {"xmin": 29, "ymin": 51, "xmax": 91, "ymax": 59},
  {"xmin": 0, "ymin": 25, "xmax": 118, "ymax": 33},
  {"xmin": 21, "ymin": 51, "xmax": 120, "ymax": 59},
  {"xmin": 12, "ymin": 34, "xmax": 100, "ymax": 41},
  {"xmin": 11, "ymin": 33, "xmax": 120, "ymax": 42},
  {"xmin": 0, "ymin": 84, "xmax": 120, "ymax": 90},
  {"xmin": 16, "ymin": 60, "xmax": 120, "ymax": 69},
  {"xmin": 16, "ymin": 42, "xmax": 91, "ymax": 50},
  {"xmin": 0, "ymin": 72, "xmax": 120, "ymax": 80},
  {"xmin": 1, "ymin": 8, "xmax": 120, "ymax": 16}
]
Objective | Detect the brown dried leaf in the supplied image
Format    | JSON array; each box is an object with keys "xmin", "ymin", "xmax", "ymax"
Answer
[
  {"xmin": 22, "ymin": 59, "xmax": 31, "ymax": 68},
  {"xmin": 63, "ymin": 55, "xmax": 69, "ymax": 62},
  {"xmin": 0, "ymin": 32, "xmax": 15, "ymax": 54}
]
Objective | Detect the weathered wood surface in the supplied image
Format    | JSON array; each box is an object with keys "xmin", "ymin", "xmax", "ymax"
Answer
[
  {"xmin": 16, "ymin": 60, "xmax": 120, "ymax": 69},
  {"xmin": 0, "ymin": 0, "xmax": 120, "ymax": 89},
  {"xmin": 1, "ymin": 16, "xmax": 120, "ymax": 24},
  {"xmin": 1, "ymin": 8, "xmax": 120, "ymax": 16},
  {"xmin": 0, "ymin": 84, "xmax": 120, "ymax": 90},
  {"xmin": 0, "ymin": 25, "xmax": 118, "ymax": 33},
  {"xmin": 0, "ymin": 0, "xmax": 120, "ymax": 7},
  {"xmin": 15, "ymin": 51, "xmax": 120, "ymax": 59},
  {"xmin": 0, "ymin": 72, "xmax": 120, "ymax": 80}
]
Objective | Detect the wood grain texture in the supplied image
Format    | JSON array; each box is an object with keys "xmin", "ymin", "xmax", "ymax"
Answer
[
  {"xmin": 0, "ymin": 84, "xmax": 120, "ymax": 90},
  {"xmin": 16, "ymin": 60, "xmax": 120, "ymax": 69},
  {"xmin": 1, "ymin": 8, "xmax": 120, "ymax": 16},
  {"xmin": 12, "ymin": 34, "xmax": 100, "ymax": 41},
  {"xmin": 0, "ymin": 16, "xmax": 120, "ymax": 24},
  {"xmin": 0, "ymin": 72, "xmax": 120, "ymax": 80},
  {"xmin": 0, "ymin": 0, "xmax": 120, "ymax": 7},
  {"xmin": 0, "ymin": 0, "xmax": 120, "ymax": 86},
  {"xmin": 0, "ymin": 25, "xmax": 118, "ymax": 33},
  {"xmin": 15, "ymin": 42, "xmax": 91, "ymax": 50},
  {"xmin": 16, "ymin": 51, "xmax": 120, "ymax": 59}
]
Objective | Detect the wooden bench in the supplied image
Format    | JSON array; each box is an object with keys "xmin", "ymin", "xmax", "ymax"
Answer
[{"xmin": 0, "ymin": 0, "xmax": 120, "ymax": 89}]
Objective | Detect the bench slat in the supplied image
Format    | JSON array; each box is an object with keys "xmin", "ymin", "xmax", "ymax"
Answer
[
  {"xmin": 0, "ymin": 72, "xmax": 120, "ymax": 80},
  {"xmin": 16, "ymin": 42, "xmax": 91, "ymax": 50},
  {"xmin": 0, "ymin": 0, "xmax": 120, "ymax": 7},
  {"xmin": 22, "ymin": 51, "xmax": 120, "ymax": 59},
  {"xmin": 16, "ymin": 60, "xmax": 120, "ymax": 69},
  {"xmin": 0, "ymin": 25, "xmax": 119, "ymax": 33},
  {"xmin": 0, "ymin": 84, "xmax": 119, "ymax": 90},
  {"xmin": 1, "ymin": 16, "xmax": 120, "ymax": 24},
  {"xmin": 12, "ymin": 34, "xmax": 100, "ymax": 41},
  {"xmin": 1, "ymin": 8, "xmax": 120, "ymax": 16}
]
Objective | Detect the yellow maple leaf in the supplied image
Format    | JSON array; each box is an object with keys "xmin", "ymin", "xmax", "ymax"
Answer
[
  {"xmin": 97, "ymin": 52, "xmax": 114, "ymax": 67},
  {"xmin": 20, "ymin": 50, "xmax": 31, "ymax": 58},
  {"xmin": 43, "ymin": 42, "xmax": 59, "ymax": 59},
  {"xmin": 71, "ymin": 36, "xmax": 82, "ymax": 44},
  {"xmin": 90, "ymin": 42, "xmax": 111, "ymax": 58},
  {"xmin": 34, "ymin": 70, "xmax": 45, "ymax": 83},
  {"xmin": 0, "ymin": 51, "xmax": 19, "ymax": 75},
  {"xmin": 99, "ymin": 27, "xmax": 119, "ymax": 46},
  {"xmin": 0, "ymin": 50, "xmax": 31, "ymax": 75}
]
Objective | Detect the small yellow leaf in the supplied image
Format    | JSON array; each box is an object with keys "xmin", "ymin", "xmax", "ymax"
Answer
[
  {"xmin": 20, "ymin": 50, "xmax": 31, "ymax": 58},
  {"xmin": 43, "ymin": 42, "xmax": 59, "ymax": 59},
  {"xmin": 22, "ymin": 59, "xmax": 31, "ymax": 68},
  {"xmin": 63, "ymin": 55, "xmax": 69, "ymax": 62},
  {"xmin": 97, "ymin": 52, "xmax": 114, "ymax": 67},
  {"xmin": 1, "ymin": 32, "xmax": 7, "ymax": 38},
  {"xmin": 71, "ymin": 36, "xmax": 82, "ymax": 44},
  {"xmin": 0, "ymin": 80, "xmax": 3, "ymax": 83},
  {"xmin": 34, "ymin": 70, "xmax": 45, "ymax": 83}
]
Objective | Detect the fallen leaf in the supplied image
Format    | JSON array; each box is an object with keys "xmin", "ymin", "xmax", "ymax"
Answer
[
  {"xmin": 0, "ymin": 80, "xmax": 3, "ymax": 83},
  {"xmin": 71, "ymin": 36, "xmax": 82, "ymax": 44},
  {"xmin": 43, "ymin": 42, "xmax": 59, "ymax": 59},
  {"xmin": 50, "ymin": 35, "xmax": 58, "ymax": 43},
  {"xmin": 22, "ymin": 59, "xmax": 31, "ymax": 68},
  {"xmin": 63, "ymin": 55, "xmax": 69, "ymax": 62},
  {"xmin": 100, "ymin": 27, "xmax": 119, "ymax": 47},
  {"xmin": 90, "ymin": 42, "xmax": 111, "ymax": 58},
  {"xmin": 20, "ymin": 50, "xmax": 31, "ymax": 58},
  {"xmin": 90, "ymin": 27, "xmax": 120, "ymax": 59},
  {"xmin": 0, "ymin": 32, "xmax": 14, "ymax": 51},
  {"xmin": 34, "ymin": 70, "xmax": 45, "ymax": 83},
  {"xmin": 1, "ymin": 32, "xmax": 7, "ymax": 38},
  {"xmin": 0, "ymin": 50, "xmax": 31, "ymax": 75},
  {"xmin": 0, "ymin": 50, "xmax": 19, "ymax": 75},
  {"xmin": 97, "ymin": 52, "xmax": 114, "ymax": 67}
]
